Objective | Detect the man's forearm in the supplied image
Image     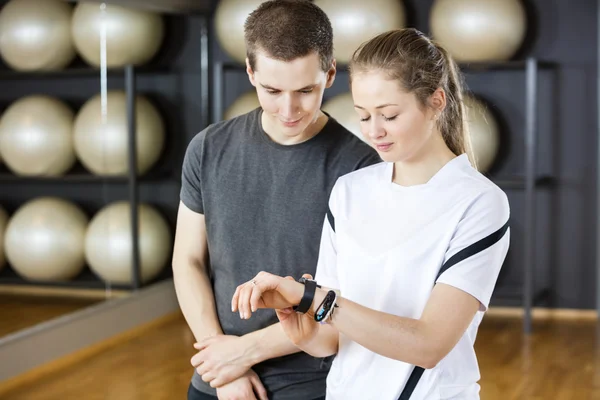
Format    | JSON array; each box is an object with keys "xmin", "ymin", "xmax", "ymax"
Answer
[
  {"xmin": 242, "ymin": 322, "xmax": 300, "ymax": 366},
  {"xmin": 173, "ymin": 261, "xmax": 223, "ymax": 342},
  {"xmin": 242, "ymin": 321, "xmax": 338, "ymax": 365}
]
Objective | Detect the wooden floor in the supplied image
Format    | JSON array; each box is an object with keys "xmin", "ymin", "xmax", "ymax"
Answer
[
  {"xmin": 0, "ymin": 294, "xmax": 101, "ymax": 338},
  {"xmin": 0, "ymin": 312, "xmax": 598, "ymax": 399}
]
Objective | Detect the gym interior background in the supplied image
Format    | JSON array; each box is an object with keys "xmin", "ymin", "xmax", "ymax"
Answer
[{"xmin": 0, "ymin": 0, "xmax": 597, "ymax": 398}]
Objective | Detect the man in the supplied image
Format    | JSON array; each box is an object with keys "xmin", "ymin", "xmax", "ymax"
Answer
[{"xmin": 172, "ymin": 1, "xmax": 381, "ymax": 399}]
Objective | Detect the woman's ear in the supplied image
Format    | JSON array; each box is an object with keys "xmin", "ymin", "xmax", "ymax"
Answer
[{"xmin": 430, "ymin": 87, "xmax": 447, "ymax": 115}]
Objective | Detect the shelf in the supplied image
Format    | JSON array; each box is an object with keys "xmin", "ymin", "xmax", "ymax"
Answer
[
  {"xmin": 0, "ymin": 65, "xmax": 178, "ymax": 80},
  {"xmin": 0, "ymin": 265, "xmax": 135, "ymax": 291},
  {"xmin": 0, "ymin": 165, "xmax": 175, "ymax": 183},
  {"xmin": 459, "ymin": 59, "xmax": 557, "ymax": 72},
  {"xmin": 0, "ymin": 173, "xmax": 173, "ymax": 183},
  {"xmin": 492, "ymin": 175, "xmax": 555, "ymax": 190}
]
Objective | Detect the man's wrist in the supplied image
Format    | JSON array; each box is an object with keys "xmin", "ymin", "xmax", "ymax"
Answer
[{"xmin": 240, "ymin": 330, "xmax": 265, "ymax": 367}]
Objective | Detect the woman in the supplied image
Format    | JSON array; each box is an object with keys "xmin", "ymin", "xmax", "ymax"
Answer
[{"xmin": 230, "ymin": 28, "xmax": 510, "ymax": 399}]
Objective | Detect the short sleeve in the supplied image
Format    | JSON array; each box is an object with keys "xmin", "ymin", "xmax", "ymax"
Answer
[
  {"xmin": 180, "ymin": 131, "xmax": 206, "ymax": 214},
  {"xmin": 435, "ymin": 188, "xmax": 511, "ymax": 312},
  {"xmin": 314, "ymin": 181, "xmax": 341, "ymax": 290}
]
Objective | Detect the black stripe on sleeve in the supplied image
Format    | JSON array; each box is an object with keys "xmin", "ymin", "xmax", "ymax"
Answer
[
  {"xmin": 436, "ymin": 219, "xmax": 510, "ymax": 281},
  {"xmin": 326, "ymin": 206, "xmax": 335, "ymax": 233}
]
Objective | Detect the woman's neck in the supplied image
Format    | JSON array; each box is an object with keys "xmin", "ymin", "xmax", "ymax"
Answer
[{"xmin": 392, "ymin": 135, "xmax": 457, "ymax": 187}]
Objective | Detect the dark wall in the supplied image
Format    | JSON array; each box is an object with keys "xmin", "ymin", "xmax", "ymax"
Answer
[{"xmin": 207, "ymin": 0, "xmax": 598, "ymax": 309}]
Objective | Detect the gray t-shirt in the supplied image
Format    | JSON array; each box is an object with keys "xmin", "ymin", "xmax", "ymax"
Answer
[{"xmin": 180, "ymin": 107, "xmax": 381, "ymax": 399}]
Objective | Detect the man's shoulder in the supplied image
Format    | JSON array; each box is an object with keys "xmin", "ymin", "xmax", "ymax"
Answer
[
  {"xmin": 188, "ymin": 108, "xmax": 260, "ymax": 151},
  {"xmin": 318, "ymin": 118, "xmax": 381, "ymax": 173},
  {"xmin": 322, "ymin": 116, "xmax": 378, "ymax": 158}
]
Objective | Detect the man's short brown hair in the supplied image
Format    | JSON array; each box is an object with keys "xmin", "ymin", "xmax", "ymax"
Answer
[{"xmin": 244, "ymin": 0, "xmax": 334, "ymax": 72}]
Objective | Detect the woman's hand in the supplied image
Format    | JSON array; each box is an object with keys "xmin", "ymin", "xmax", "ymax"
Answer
[
  {"xmin": 231, "ymin": 271, "xmax": 304, "ymax": 319},
  {"xmin": 232, "ymin": 272, "xmax": 321, "ymax": 347}
]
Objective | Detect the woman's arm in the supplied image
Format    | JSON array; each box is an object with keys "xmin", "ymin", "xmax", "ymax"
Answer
[
  {"xmin": 311, "ymin": 283, "xmax": 480, "ymax": 369},
  {"xmin": 293, "ymin": 320, "xmax": 339, "ymax": 358},
  {"xmin": 235, "ymin": 275, "xmax": 479, "ymax": 368}
]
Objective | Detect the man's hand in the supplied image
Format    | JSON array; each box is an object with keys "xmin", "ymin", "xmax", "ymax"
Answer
[
  {"xmin": 215, "ymin": 370, "xmax": 268, "ymax": 400},
  {"xmin": 192, "ymin": 335, "xmax": 253, "ymax": 388}
]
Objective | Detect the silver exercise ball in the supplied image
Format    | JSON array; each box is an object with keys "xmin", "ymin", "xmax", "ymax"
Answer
[
  {"xmin": 430, "ymin": 0, "xmax": 527, "ymax": 62},
  {"xmin": 224, "ymin": 91, "xmax": 261, "ymax": 120},
  {"xmin": 464, "ymin": 95, "xmax": 500, "ymax": 173},
  {"xmin": 0, "ymin": 0, "xmax": 75, "ymax": 71},
  {"xmin": 0, "ymin": 95, "xmax": 76, "ymax": 176},
  {"xmin": 323, "ymin": 92, "xmax": 366, "ymax": 143},
  {"xmin": 73, "ymin": 91, "xmax": 165, "ymax": 176},
  {"xmin": 4, "ymin": 197, "xmax": 88, "ymax": 282},
  {"xmin": 85, "ymin": 202, "xmax": 172, "ymax": 285},
  {"xmin": 313, "ymin": 0, "xmax": 406, "ymax": 64},
  {"xmin": 71, "ymin": 2, "xmax": 164, "ymax": 67},
  {"xmin": 0, "ymin": 205, "xmax": 8, "ymax": 272},
  {"xmin": 214, "ymin": 0, "xmax": 266, "ymax": 64}
]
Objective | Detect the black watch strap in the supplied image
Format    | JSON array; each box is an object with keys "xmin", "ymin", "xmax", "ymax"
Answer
[{"xmin": 293, "ymin": 278, "xmax": 321, "ymax": 314}]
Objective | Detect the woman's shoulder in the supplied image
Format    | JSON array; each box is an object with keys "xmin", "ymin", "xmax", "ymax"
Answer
[{"xmin": 339, "ymin": 161, "xmax": 388, "ymax": 185}]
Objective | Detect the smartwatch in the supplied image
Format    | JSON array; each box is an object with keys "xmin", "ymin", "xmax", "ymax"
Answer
[{"xmin": 293, "ymin": 277, "xmax": 321, "ymax": 314}]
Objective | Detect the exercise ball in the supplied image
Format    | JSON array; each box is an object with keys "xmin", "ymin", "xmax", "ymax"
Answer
[
  {"xmin": 224, "ymin": 90, "xmax": 261, "ymax": 120},
  {"xmin": 71, "ymin": 2, "xmax": 164, "ymax": 67},
  {"xmin": 0, "ymin": 205, "xmax": 8, "ymax": 272},
  {"xmin": 0, "ymin": 0, "xmax": 75, "ymax": 71},
  {"xmin": 313, "ymin": 0, "xmax": 405, "ymax": 64},
  {"xmin": 0, "ymin": 95, "xmax": 76, "ymax": 176},
  {"xmin": 214, "ymin": 0, "xmax": 266, "ymax": 64},
  {"xmin": 4, "ymin": 197, "xmax": 88, "ymax": 281},
  {"xmin": 464, "ymin": 95, "xmax": 500, "ymax": 173},
  {"xmin": 430, "ymin": 0, "xmax": 527, "ymax": 62},
  {"xmin": 323, "ymin": 92, "xmax": 366, "ymax": 142},
  {"xmin": 73, "ymin": 91, "xmax": 165, "ymax": 176},
  {"xmin": 85, "ymin": 202, "xmax": 172, "ymax": 285}
]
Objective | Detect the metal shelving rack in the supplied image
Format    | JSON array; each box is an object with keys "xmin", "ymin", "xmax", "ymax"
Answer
[
  {"xmin": 0, "ymin": 65, "xmax": 145, "ymax": 292},
  {"xmin": 0, "ymin": 14, "xmax": 212, "ymax": 293}
]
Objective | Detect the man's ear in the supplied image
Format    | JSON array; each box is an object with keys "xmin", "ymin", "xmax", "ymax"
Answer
[
  {"xmin": 246, "ymin": 57, "xmax": 256, "ymax": 87},
  {"xmin": 325, "ymin": 59, "xmax": 337, "ymax": 88}
]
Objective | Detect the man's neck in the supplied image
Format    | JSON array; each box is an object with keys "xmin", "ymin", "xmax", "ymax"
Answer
[{"xmin": 261, "ymin": 111, "xmax": 328, "ymax": 145}]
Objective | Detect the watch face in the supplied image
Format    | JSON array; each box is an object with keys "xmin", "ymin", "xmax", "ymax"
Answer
[{"xmin": 315, "ymin": 291, "xmax": 336, "ymax": 322}]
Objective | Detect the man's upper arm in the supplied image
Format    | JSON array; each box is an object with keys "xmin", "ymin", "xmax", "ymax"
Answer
[
  {"xmin": 180, "ymin": 131, "xmax": 206, "ymax": 214},
  {"xmin": 172, "ymin": 201, "xmax": 209, "ymax": 272}
]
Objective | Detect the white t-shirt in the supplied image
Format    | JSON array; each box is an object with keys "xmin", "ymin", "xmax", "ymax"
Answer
[{"xmin": 314, "ymin": 154, "xmax": 510, "ymax": 400}]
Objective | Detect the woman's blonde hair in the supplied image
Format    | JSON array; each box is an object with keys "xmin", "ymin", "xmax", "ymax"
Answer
[{"xmin": 349, "ymin": 28, "xmax": 476, "ymax": 168}]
